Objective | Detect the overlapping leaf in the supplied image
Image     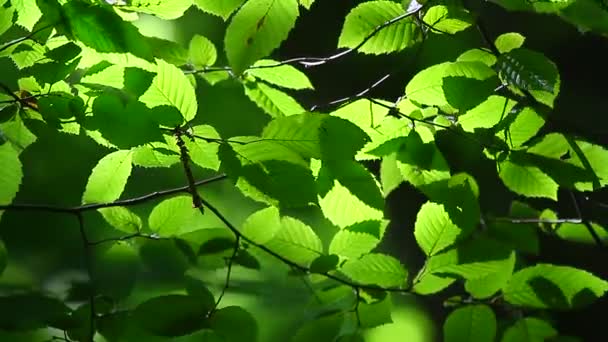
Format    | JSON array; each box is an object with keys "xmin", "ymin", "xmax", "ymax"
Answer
[
  {"xmin": 338, "ymin": 1, "xmax": 419, "ymax": 54},
  {"xmin": 444, "ymin": 305, "xmax": 496, "ymax": 342},
  {"xmin": 82, "ymin": 150, "xmax": 133, "ymax": 204},
  {"xmin": 224, "ymin": 0, "xmax": 299, "ymax": 74}
]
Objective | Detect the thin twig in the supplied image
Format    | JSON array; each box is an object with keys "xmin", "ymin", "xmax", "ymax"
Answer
[
  {"xmin": 212, "ymin": 235, "xmax": 241, "ymax": 312},
  {"xmin": 309, "ymin": 73, "xmax": 393, "ymax": 111},
  {"xmin": 0, "ymin": 24, "xmax": 53, "ymax": 53},
  {"xmin": 185, "ymin": 5, "xmax": 424, "ymax": 75},
  {"xmin": 0, "ymin": 174, "xmax": 228, "ymax": 213},
  {"xmin": 570, "ymin": 191, "xmax": 605, "ymax": 248}
]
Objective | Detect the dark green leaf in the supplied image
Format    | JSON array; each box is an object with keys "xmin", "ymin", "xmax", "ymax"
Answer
[
  {"xmin": 209, "ymin": 306, "xmax": 258, "ymax": 342},
  {"xmin": 133, "ymin": 294, "xmax": 213, "ymax": 337}
]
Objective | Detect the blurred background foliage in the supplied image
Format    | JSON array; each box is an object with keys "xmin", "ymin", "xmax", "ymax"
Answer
[{"xmin": 0, "ymin": 0, "xmax": 607, "ymax": 341}]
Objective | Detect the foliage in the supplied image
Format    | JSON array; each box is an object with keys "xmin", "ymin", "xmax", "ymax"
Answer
[{"xmin": 0, "ymin": 0, "xmax": 607, "ymax": 341}]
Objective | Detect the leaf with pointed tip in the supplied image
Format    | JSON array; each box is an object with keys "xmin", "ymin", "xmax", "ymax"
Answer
[
  {"xmin": 248, "ymin": 60, "xmax": 313, "ymax": 90},
  {"xmin": 319, "ymin": 181, "xmax": 384, "ymax": 228},
  {"xmin": 329, "ymin": 220, "xmax": 387, "ymax": 259},
  {"xmin": 140, "ymin": 59, "xmax": 198, "ymax": 122},
  {"xmin": 244, "ymin": 81, "xmax": 305, "ymax": 117},
  {"xmin": 98, "ymin": 207, "xmax": 142, "ymax": 233},
  {"xmin": 444, "ymin": 305, "xmax": 496, "ymax": 342},
  {"xmin": 185, "ymin": 125, "xmax": 221, "ymax": 171},
  {"xmin": 262, "ymin": 112, "xmax": 324, "ymax": 159},
  {"xmin": 224, "ymin": 0, "xmax": 299, "ymax": 74},
  {"xmin": 82, "ymin": 150, "xmax": 133, "ymax": 204},
  {"xmin": 503, "ymin": 264, "xmax": 608, "ymax": 309},
  {"xmin": 498, "ymin": 107, "xmax": 545, "ymax": 148},
  {"xmin": 338, "ymin": 1, "xmax": 419, "ymax": 54},
  {"xmin": 498, "ymin": 158, "xmax": 558, "ymax": 200},
  {"xmin": 265, "ymin": 216, "xmax": 323, "ymax": 265},
  {"xmin": 340, "ymin": 253, "xmax": 407, "ymax": 288},
  {"xmin": 193, "ymin": 0, "xmax": 246, "ymax": 20},
  {"xmin": 414, "ymin": 202, "xmax": 463, "ymax": 256},
  {"xmin": 148, "ymin": 195, "xmax": 209, "ymax": 236},
  {"xmin": 423, "ymin": 5, "xmax": 473, "ymax": 34},
  {"xmin": 458, "ymin": 95, "xmax": 517, "ymax": 132}
]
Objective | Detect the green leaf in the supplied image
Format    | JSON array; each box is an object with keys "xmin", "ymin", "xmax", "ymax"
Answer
[
  {"xmin": 265, "ymin": 216, "xmax": 323, "ymax": 265},
  {"xmin": 13, "ymin": 0, "xmax": 42, "ymax": 31},
  {"xmin": 92, "ymin": 242, "xmax": 139, "ymax": 299},
  {"xmin": 412, "ymin": 273, "xmax": 455, "ymax": 295},
  {"xmin": 185, "ymin": 125, "xmax": 221, "ymax": 171},
  {"xmin": 89, "ymin": 94, "xmax": 165, "ymax": 149},
  {"xmin": 244, "ymin": 81, "xmax": 306, "ymax": 117},
  {"xmin": 406, "ymin": 61, "xmax": 495, "ymax": 107},
  {"xmin": 495, "ymin": 48, "xmax": 560, "ymax": 107},
  {"xmin": 232, "ymin": 137, "xmax": 307, "ymax": 167},
  {"xmin": 444, "ymin": 305, "xmax": 496, "ymax": 342},
  {"xmin": 140, "ymin": 59, "xmax": 198, "ymax": 122},
  {"xmin": 62, "ymin": 1, "xmax": 153, "ymax": 61},
  {"xmin": 498, "ymin": 106, "xmax": 545, "ymax": 148},
  {"xmin": 319, "ymin": 180, "xmax": 384, "ymax": 228},
  {"xmin": 310, "ymin": 254, "xmax": 340, "ymax": 273},
  {"xmin": 357, "ymin": 294, "xmax": 393, "ymax": 328},
  {"xmin": 457, "ymin": 48, "xmax": 497, "ymax": 66},
  {"xmin": 118, "ymin": 0, "xmax": 193, "ymax": 20},
  {"xmin": 98, "ymin": 207, "xmax": 143, "ymax": 234},
  {"xmin": 193, "ymin": 0, "xmax": 246, "ymax": 20},
  {"xmin": 45, "ymin": 42, "xmax": 81, "ymax": 63},
  {"xmin": 498, "ymin": 158, "xmax": 558, "ymax": 200},
  {"xmin": 132, "ymin": 145, "xmax": 180, "ymax": 168},
  {"xmin": 248, "ymin": 60, "xmax": 314, "ymax": 90},
  {"xmin": 458, "ymin": 95, "xmax": 517, "ymax": 132},
  {"xmin": 292, "ymin": 313, "xmax": 344, "ymax": 342},
  {"xmin": 224, "ymin": 0, "xmax": 299, "ymax": 74},
  {"xmin": 0, "ymin": 294, "xmax": 72, "ymax": 331},
  {"xmin": 189, "ymin": 34, "xmax": 218, "ymax": 68},
  {"xmin": 568, "ymin": 139, "xmax": 608, "ymax": 191},
  {"xmin": 503, "ymin": 264, "xmax": 608, "ymax": 309},
  {"xmin": 501, "ymin": 318, "xmax": 557, "ymax": 342},
  {"xmin": 148, "ymin": 195, "xmax": 208, "ymax": 236},
  {"xmin": 338, "ymin": 1, "xmax": 419, "ymax": 54},
  {"xmin": 329, "ymin": 220, "xmax": 387, "ymax": 259},
  {"xmin": 340, "ymin": 253, "xmax": 407, "ymax": 287},
  {"xmin": 82, "ymin": 150, "xmax": 133, "ymax": 204},
  {"xmin": 0, "ymin": 115, "xmax": 37, "ymax": 152},
  {"xmin": 423, "ymin": 5, "xmax": 473, "ymax": 34},
  {"xmin": 0, "ymin": 5, "xmax": 15, "ymax": 37},
  {"xmin": 209, "ymin": 306, "xmax": 258, "ymax": 342},
  {"xmin": 495, "ymin": 32, "xmax": 526, "ymax": 53},
  {"xmin": 241, "ymin": 206, "xmax": 282, "ymax": 244},
  {"xmin": 320, "ymin": 116, "xmax": 370, "ymax": 161},
  {"xmin": 133, "ymin": 294, "xmax": 213, "ymax": 337},
  {"xmin": 262, "ymin": 112, "xmax": 324, "ymax": 159},
  {"xmin": 331, "ymin": 98, "xmax": 391, "ymax": 138},
  {"xmin": 0, "ymin": 144, "xmax": 23, "ymax": 221},
  {"xmin": 414, "ymin": 202, "xmax": 464, "ymax": 256},
  {"xmin": 319, "ymin": 159, "xmax": 384, "ymax": 210},
  {"xmin": 556, "ymin": 222, "xmax": 608, "ymax": 245}
]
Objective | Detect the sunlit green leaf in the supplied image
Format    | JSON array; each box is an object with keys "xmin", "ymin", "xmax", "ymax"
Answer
[
  {"xmin": 495, "ymin": 32, "xmax": 526, "ymax": 53},
  {"xmin": 503, "ymin": 264, "xmax": 608, "ymax": 309},
  {"xmin": 248, "ymin": 60, "xmax": 313, "ymax": 90},
  {"xmin": 414, "ymin": 202, "xmax": 463, "ymax": 256},
  {"xmin": 117, "ymin": 0, "xmax": 192, "ymax": 20},
  {"xmin": 498, "ymin": 158, "xmax": 558, "ymax": 200},
  {"xmin": 82, "ymin": 150, "xmax": 133, "ymax": 204},
  {"xmin": 224, "ymin": 0, "xmax": 299, "ymax": 74},
  {"xmin": 0, "ymin": 143, "xmax": 23, "ymax": 222},
  {"xmin": 340, "ymin": 253, "xmax": 407, "ymax": 287},
  {"xmin": 338, "ymin": 1, "xmax": 419, "ymax": 54},
  {"xmin": 148, "ymin": 195, "xmax": 209, "ymax": 236},
  {"xmin": 98, "ymin": 206, "xmax": 143, "ymax": 233},
  {"xmin": 13, "ymin": 0, "xmax": 42, "ymax": 31},
  {"xmin": 458, "ymin": 95, "xmax": 517, "ymax": 132},
  {"xmin": 244, "ymin": 81, "xmax": 306, "ymax": 117},
  {"xmin": 189, "ymin": 34, "xmax": 217, "ymax": 68},
  {"xmin": 444, "ymin": 305, "xmax": 496, "ymax": 342},
  {"xmin": 319, "ymin": 180, "xmax": 384, "ymax": 228},
  {"xmin": 140, "ymin": 59, "xmax": 198, "ymax": 121},
  {"xmin": 423, "ymin": 5, "xmax": 473, "ymax": 34},
  {"xmin": 329, "ymin": 220, "xmax": 387, "ymax": 259}
]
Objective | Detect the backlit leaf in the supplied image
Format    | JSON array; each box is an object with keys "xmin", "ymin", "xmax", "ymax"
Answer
[
  {"xmin": 0, "ymin": 142, "xmax": 23, "ymax": 222},
  {"xmin": 140, "ymin": 59, "xmax": 198, "ymax": 122},
  {"xmin": 189, "ymin": 34, "xmax": 217, "ymax": 68},
  {"xmin": 501, "ymin": 318, "xmax": 557, "ymax": 342},
  {"xmin": 224, "ymin": 0, "xmax": 299, "ymax": 74},
  {"xmin": 82, "ymin": 150, "xmax": 133, "ymax": 204},
  {"xmin": 148, "ymin": 195, "xmax": 208, "ymax": 236},
  {"xmin": 338, "ymin": 1, "xmax": 419, "ymax": 54},
  {"xmin": 498, "ymin": 158, "xmax": 558, "ymax": 200},
  {"xmin": 340, "ymin": 253, "xmax": 407, "ymax": 287},
  {"xmin": 193, "ymin": 0, "xmax": 246, "ymax": 20},
  {"xmin": 248, "ymin": 59, "xmax": 313, "ymax": 90},
  {"xmin": 503, "ymin": 264, "xmax": 608, "ymax": 309}
]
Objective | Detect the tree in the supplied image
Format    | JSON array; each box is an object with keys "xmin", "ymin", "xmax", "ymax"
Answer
[{"xmin": 0, "ymin": 0, "xmax": 607, "ymax": 341}]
